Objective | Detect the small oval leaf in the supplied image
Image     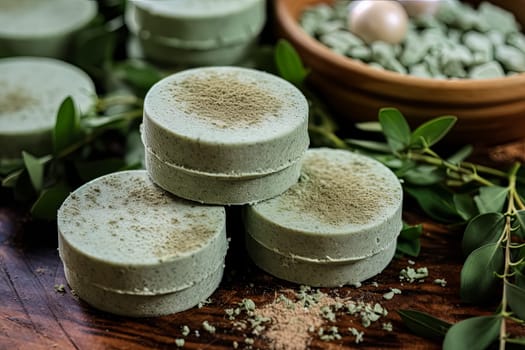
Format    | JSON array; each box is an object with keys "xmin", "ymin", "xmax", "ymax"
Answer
[
  {"xmin": 506, "ymin": 281, "xmax": 525, "ymax": 320},
  {"xmin": 462, "ymin": 213, "xmax": 505, "ymax": 255},
  {"xmin": 397, "ymin": 309, "xmax": 452, "ymax": 340},
  {"xmin": 53, "ymin": 96, "xmax": 80, "ymax": 154},
  {"xmin": 443, "ymin": 315, "xmax": 501, "ymax": 350},
  {"xmin": 274, "ymin": 39, "xmax": 309, "ymax": 85},
  {"xmin": 474, "ymin": 186, "xmax": 509, "ymax": 214},
  {"xmin": 460, "ymin": 243, "xmax": 504, "ymax": 303},
  {"xmin": 378, "ymin": 108, "xmax": 411, "ymax": 152},
  {"xmin": 22, "ymin": 151, "xmax": 44, "ymax": 192},
  {"xmin": 405, "ymin": 185, "xmax": 461, "ymax": 223},
  {"xmin": 410, "ymin": 115, "xmax": 457, "ymax": 148}
]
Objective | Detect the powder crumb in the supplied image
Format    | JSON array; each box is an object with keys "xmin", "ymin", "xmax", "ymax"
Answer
[
  {"xmin": 383, "ymin": 288, "xmax": 402, "ymax": 300},
  {"xmin": 400, "ymin": 266, "xmax": 429, "ymax": 283},
  {"xmin": 171, "ymin": 72, "xmax": 283, "ymax": 129},
  {"xmin": 408, "ymin": 260, "xmax": 416, "ymax": 265},
  {"xmin": 54, "ymin": 284, "xmax": 66, "ymax": 293},
  {"xmin": 198, "ymin": 298, "xmax": 212, "ymax": 308},
  {"xmin": 202, "ymin": 321, "xmax": 216, "ymax": 334},
  {"xmin": 348, "ymin": 327, "xmax": 364, "ymax": 344},
  {"xmin": 233, "ymin": 341, "xmax": 239, "ymax": 349},
  {"xmin": 434, "ymin": 278, "xmax": 447, "ymax": 287},
  {"xmin": 175, "ymin": 339, "xmax": 185, "ymax": 347},
  {"xmin": 382, "ymin": 322, "xmax": 393, "ymax": 332},
  {"xmin": 371, "ymin": 282, "xmax": 379, "ymax": 287},
  {"xmin": 194, "ymin": 330, "xmax": 200, "ymax": 338},
  {"xmin": 181, "ymin": 325, "xmax": 190, "ymax": 336},
  {"xmin": 352, "ymin": 282, "xmax": 362, "ymax": 288}
]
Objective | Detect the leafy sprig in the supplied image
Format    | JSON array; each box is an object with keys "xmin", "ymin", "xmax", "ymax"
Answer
[
  {"xmin": 1, "ymin": 94, "xmax": 145, "ymax": 219},
  {"xmin": 274, "ymin": 40, "xmax": 525, "ymax": 349}
]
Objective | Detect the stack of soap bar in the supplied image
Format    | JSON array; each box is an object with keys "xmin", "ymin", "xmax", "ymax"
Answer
[
  {"xmin": 0, "ymin": 0, "xmax": 97, "ymax": 58},
  {"xmin": 125, "ymin": 0, "xmax": 266, "ymax": 66},
  {"xmin": 244, "ymin": 148, "xmax": 403, "ymax": 287},
  {"xmin": 142, "ymin": 66, "xmax": 309, "ymax": 205},
  {"xmin": 57, "ymin": 170, "xmax": 228, "ymax": 317},
  {"xmin": 0, "ymin": 57, "xmax": 95, "ymax": 160}
]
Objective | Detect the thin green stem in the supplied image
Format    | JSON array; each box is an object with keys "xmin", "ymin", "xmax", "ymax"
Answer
[{"xmin": 407, "ymin": 152, "xmax": 496, "ymax": 187}]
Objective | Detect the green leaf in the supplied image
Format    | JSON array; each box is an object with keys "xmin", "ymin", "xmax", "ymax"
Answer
[
  {"xmin": 22, "ymin": 152, "xmax": 45, "ymax": 192},
  {"xmin": 125, "ymin": 130, "xmax": 145, "ymax": 168},
  {"xmin": 410, "ymin": 115, "xmax": 457, "ymax": 148},
  {"xmin": 514, "ymin": 210, "xmax": 525, "ymax": 239},
  {"xmin": 396, "ymin": 238, "xmax": 421, "ymax": 257},
  {"xmin": 443, "ymin": 315, "xmax": 501, "ymax": 350},
  {"xmin": 2, "ymin": 169, "xmax": 23, "ymax": 188},
  {"xmin": 53, "ymin": 97, "xmax": 80, "ymax": 154},
  {"xmin": 345, "ymin": 139, "xmax": 391, "ymax": 153},
  {"xmin": 354, "ymin": 121, "xmax": 382, "ymax": 132},
  {"xmin": 474, "ymin": 186, "xmax": 509, "ymax": 214},
  {"xmin": 30, "ymin": 183, "xmax": 70, "ymax": 220},
  {"xmin": 507, "ymin": 338, "xmax": 525, "ymax": 345},
  {"xmin": 460, "ymin": 243, "xmax": 504, "ymax": 303},
  {"xmin": 405, "ymin": 185, "xmax": 461, "ymax": 223},
  {"xmin": 396, "ymin": 223, "xmax": 423, "ymax": 257},
  {"xmin": 453, "ymin": 192, "xmax": 478, "ymax": 221},
  {"xmin": 506, "ymin": 281, "xmax": 525, "ymax": 320},
  {"xmin": 274, "ymin": 39, "xmax": 309, "ymax": 85},
  {"xmin": 397, "ymin": 309, "xmax": 451, "ymax": 340},
  {"xmin": 75, "ymin": 158, "xmax": 127, "ymax": 182},
  {"xmin": 403, "ymin": 165, "xmax": 443, "ymax": 186},
  {"xmin": 378, "ymin": 108, "xmax": 411, "ymax": 152},
  {"xmin": 446, "ymin": 145, "xmax": 473, "ymax": 164},
  {"xmin": 462, "ymin": 213, "xmax": 505, "ymax": 255},
  {"xmin": 114, "ymin": 60, "xmax": 163, "ymax": 93},
  {"xmin": 0, "ymin": 158, "xmax": 23, "ymax": 176}
]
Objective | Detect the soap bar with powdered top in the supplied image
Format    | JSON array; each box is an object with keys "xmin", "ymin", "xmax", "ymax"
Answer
[
  {"xmin": 244, "ymin": 148, "xmax": 403, "ymax": 286},
  {"xmin": 57, "ymin": 170, "xmax": 228, "ymax": 316},
  {"xmin": 0, "ymin": 57, "xmax": 95, "ymax": 159},
  {"xmin": 142, "ymin": 66, "xmax": 309, "ymax": 205},
  {"xmin": 0, "ymin": 0, "xmax": 97, "ymax": 58}
]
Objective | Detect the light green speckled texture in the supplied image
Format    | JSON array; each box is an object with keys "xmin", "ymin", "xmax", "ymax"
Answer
[
  {"xmin": 142, "ymin": 67, "xmax": 309, "ymax": 175},
  {"xmin": 64, "ymin": 264, "xmax": 224, "ymax": 317},
  {"xmin": 128, "ymin": 0, "xmax": 265, "ymax": 44},
  {"xmin": 145, "ymin": 147, "xmax": 302, "ymax": 205},
  {"xmin": 244, "ymin": 148, "xmax": 403, "ymax": 260},
  {"xmin": 245, "ymin": 232, "xmax": 396, "ymax": 287},
  {"xmin": 0, "ymin": 0, "xmax": 97, "ymax": 58},
  {"xmin": 0, "ymin": 57, "xmax": 95, "ymax": 159},
  {"xmin": 58, "ymin": 170, "xmax": 228, "ymax": 294}
]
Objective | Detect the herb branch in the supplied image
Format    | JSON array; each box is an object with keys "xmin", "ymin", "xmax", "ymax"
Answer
[{"xmin": 274, "ymin": 40, "xmax": 525, "ymax": 349}]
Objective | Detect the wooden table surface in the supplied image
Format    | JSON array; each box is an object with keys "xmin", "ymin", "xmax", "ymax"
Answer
[{"xmin": 1, "ymin": 170, "xmax": 512, "ymax": 350}]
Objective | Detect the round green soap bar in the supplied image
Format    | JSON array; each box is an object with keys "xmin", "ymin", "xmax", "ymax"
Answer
[
  {"xmin": 57, "ymin": 170, "xmax": 228, "ymax": 297},
  {"xmin": 0, "ymin": 57, "xmax": 95, "ymax": 159},
  {"xmin": 0, "ymin": 0, "xmax": 97, "ymax": 58},
  {"xmin": 63, "ymin": 264, "xmax": 224, "ymax": 317},
  {"xmin": 145, "ymin": 146, "xmax": 302, "ymax": 205},
  {"xmin": 142, "ymin": 66, "xmax": 309, "ymax": 204},
  {"xmin": 129, "ymin": 0, "xmax": 265, "ymax": 45},
  {"xmin": 245, "ymin": 232, "xmax": 396, "ymax": 287},
  {"xmin": 244, "ymin": 148, "xmax": 403, "ymax": 261}
]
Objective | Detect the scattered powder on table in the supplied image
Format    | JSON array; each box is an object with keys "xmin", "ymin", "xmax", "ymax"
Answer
[
  {"xmin": 227, "ymin": 285, "xmax": 389, "ymax": 349},
  {"xmin": 281, "ymin": 153, "xmax": 400, "ymax": 226},
  {"xmin": 170, "ymin": 72, "xmax": 283, "ymax": 129},
  {"xmin": 0, "ymin": 86, "xmax": 37, "ymax": 114}
]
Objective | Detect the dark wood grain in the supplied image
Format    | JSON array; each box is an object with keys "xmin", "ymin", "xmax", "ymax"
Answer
[{"xmin": 1, "ymin": 188, "xmax": 516, "ymax": 350}]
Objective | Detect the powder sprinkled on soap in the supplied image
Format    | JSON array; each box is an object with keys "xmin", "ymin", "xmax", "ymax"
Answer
[
  {"xmin": 280, "ymin": 151, "xmax": 402, "ymax": 226},
  {"xmin": 170, "ymin": 72, "xmax": 283, "ymax": 128},
  {"xmin": 0, "ymin": 85, "xmax": 37, "ymax": 114}
]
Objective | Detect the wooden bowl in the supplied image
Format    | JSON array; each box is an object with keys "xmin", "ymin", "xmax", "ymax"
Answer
[{"xmin": 275, "ymin": 0, "xmax": 525, "ymax": 145}]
